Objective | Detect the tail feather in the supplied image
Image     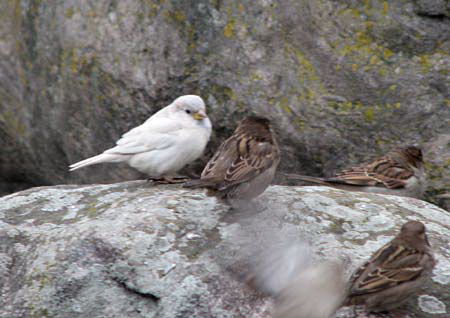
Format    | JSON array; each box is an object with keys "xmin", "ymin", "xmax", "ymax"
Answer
[
  {"xmin": 69, "ymin": 153, "xmax": 125, "ymax": 171},
  {"xmin": 284, "ymin": 174, "xmax": 328, "ymax": 186},
  {"xmin": 183, "ymin": 179, "xmax": 219, "ymax": 189}
]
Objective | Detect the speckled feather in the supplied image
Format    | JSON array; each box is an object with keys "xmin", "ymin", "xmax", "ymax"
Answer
[
  {"xmin": 345, "ymin": 221, "xmax": 436, "ymax": 312},
  {"xmin": 287, "ymin": 146, "xmax": 426, "ymax": 198},
  {"xmin": 184, "ymin": 116, "xmax": 280, "ymax": 201}
]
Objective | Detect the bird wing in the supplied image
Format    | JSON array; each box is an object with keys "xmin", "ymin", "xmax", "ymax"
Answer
[
  {"xmin": 104, "ymin": 117, "xmax": 183, "ymax": 155},
  {"xmin": 348, "ymin": 243, "xmax": 425, "ymax": 296},
  {"xmin": 329, "ymin": 156, "xmax": 413, "ymax": 189},
  {"xmin": 202, "ymin": 134, "xmax": 279, "ymax": 190}
]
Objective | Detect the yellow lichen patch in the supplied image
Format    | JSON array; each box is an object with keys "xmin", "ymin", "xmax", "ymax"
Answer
[
  {"xmin": 383, "ymin": 48, "xmax": 394, "ymax": 59},
  {"xmin": 382, "ymin": 1, "xmax": 389, "ymax": 15},
  {"xmin": 279, "ymin": 97, "xmax": 293, "ymax": 115},
  {"xmin": 223, "ymin": 19, "xmax": 235, "ymax": 38},
  {"xmin": 418, "ymin": 54, "xmax": 433, "ymax": 73},
  {"xmin": 0, "ymin": 110, "xmax": 26, "ymax": 137},
  {"xmin": 369, "ymin": 55, "xmax": 379, "ymax": 65},
  {"xmin": 378, "ymin": 67, "xmax": 388, "ymax": 76},
  {"xmin": 172, "ymin": 10, "xmax": 186, "ymax": 22},
  {"xmin": 389, "ymin": 84, "xmax": 397, "ymax": 91},
  {"xmin": 364, "ymin": 107, "xmax": 375, "ymax": 121},
  {"xmin": 65, "ymin": 7, "xmax": 75, "ymax": 18}
]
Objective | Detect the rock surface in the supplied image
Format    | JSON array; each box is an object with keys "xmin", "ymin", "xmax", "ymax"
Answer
[
  {"xmin": 0, "ymin": 0, "xmax": 449, "ymax": 202},
  {"xmin": 0, "ymin": 182, "xmax": 449, "ymax": 317}
]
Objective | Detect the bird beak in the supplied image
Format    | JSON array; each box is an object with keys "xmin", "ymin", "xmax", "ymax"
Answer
[{"xmin": 193, "ymin": 111, "xmax": 207, "ymax": 120}]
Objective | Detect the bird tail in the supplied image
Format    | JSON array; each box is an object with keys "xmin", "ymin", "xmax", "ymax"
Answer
[
  {"xmin": 69, "ymin": 153, "xmax": 124, "ymax": 171},
  {"xmin": 284, "ymin": 174, "xmax": 329, "ymax": 185},
  {"xmin": 183, "ymin": 179, "xmax": 219, "ymax": 189}
]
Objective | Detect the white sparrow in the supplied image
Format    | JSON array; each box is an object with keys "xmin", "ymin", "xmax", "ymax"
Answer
[
  {"xmin": 69, "ymin": 95, "xmax": 212, "ymax": 183},
  {"xmin": 287, "ymin": 145, "xmax": 426, "ymax": 199},
  {"xmin": 183, "ymin": 116, "xmax": 280, "ymax": 206},
  {"xmin": 345, "ymin": 220, "xmax": 436, "ymax": 313}
]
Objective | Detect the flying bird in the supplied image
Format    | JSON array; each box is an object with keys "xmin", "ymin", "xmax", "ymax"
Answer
[
  {"xmin": 184, "ymin": 116, "xmax": 280, "ymax": 208},
  {"xmin": 286, "ymin": 145, "xmax": 426, "ymax": 198},
  {"xmin": 69, "ymin": 95, "xmax": 212, "ymax": 183},
  {"xmin": 345, "ymin": 220, "xmax": 436, "ymax": 313}
]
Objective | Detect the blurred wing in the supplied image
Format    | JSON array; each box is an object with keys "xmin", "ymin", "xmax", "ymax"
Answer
[
  {"xmin": 104, "ymin": 118, "xmax": 182, "ymax": 155},
  {"xmin": 349, "ymin": 243, "xmax": 425, "ymax": 296},
  {"xmin": 330, "ymin": 156, "xmax": 413, "ymax": 189}
]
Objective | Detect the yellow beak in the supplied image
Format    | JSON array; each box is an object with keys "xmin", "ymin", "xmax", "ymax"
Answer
[{"xmin": 193, "ymin": 111, "xmax": 207, "ymax": 120}]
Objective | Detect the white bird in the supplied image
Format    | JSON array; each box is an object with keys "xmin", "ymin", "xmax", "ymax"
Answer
[{"xmin": 69, "ymin": 95, "xmax": 212, "ymax": 183}]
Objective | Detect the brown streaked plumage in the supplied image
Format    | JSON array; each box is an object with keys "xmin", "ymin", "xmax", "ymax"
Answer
[
  {"xmin": 286, "ymin": 145, "xmax": 426, "ymax": 199},
  {"xmin": 345, "ymin": 220, "xmax": 436, "ymax": 312},
  {"xmin": 183, "ymin": 116, "xmax": 280, "ymax": 206}
]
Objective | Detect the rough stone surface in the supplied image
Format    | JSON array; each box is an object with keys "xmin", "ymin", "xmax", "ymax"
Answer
[
  {"xmin": 0, "ymin": 0, "xmax": 449, "ymax": 204},
  {"xmin": 423, "ymin": 134, "xmax": 450, "ymax": 210},
  {"xmin": 0, "ymin": 182, "xmax": 449, "ymax": 317}
]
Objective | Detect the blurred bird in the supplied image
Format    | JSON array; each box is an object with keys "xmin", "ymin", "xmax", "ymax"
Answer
[
  {"xmin": 286, "ymin": 145, "xmax": 426, "ymax": 199},
  {"xmin": 183, "ymin": 116, "xmax": 280, "ymax": 207},
  {"xmin": 69, "ymin": 95, "xmax": 212, "ymax": 183},
  {"xmin": 233, "ymin": 241, "xmax": 346, "ymax": 318},
  {"xmin": 345, "ymin": 220, "xmax": 436, "ymax": 313}
]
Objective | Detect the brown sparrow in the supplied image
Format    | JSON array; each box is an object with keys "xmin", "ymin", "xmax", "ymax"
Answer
[
  {"xmin": 286, "ymin": 145, "xmax": 426, "ymax": 199},
  {"xmin": 184, "ymin": 116, "xmax": 280, "ymax": 207},
  {"xmin": 345, "ymin": 220, "xmax": 436, "ymax": 313}
]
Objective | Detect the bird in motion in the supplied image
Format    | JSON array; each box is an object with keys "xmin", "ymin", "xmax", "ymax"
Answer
[
  {"xmin": 184, "ymin": 116, "xmax": 280, "ymax": 208},
  {"xmin": 286, "ymin": 145, "xmax": 426, "ymax": 198},
  {"xmin": 69, "ymin": 95, "xmax": 212, "ymax": 183}
]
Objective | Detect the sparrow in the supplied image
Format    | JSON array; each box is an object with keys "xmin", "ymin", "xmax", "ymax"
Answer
[
  {"xmin": 69, "ymin": 95, "xmax": 212, "ymax": 183},
  {"xmin": 183, "ymin": 116, "xmax": 280, "ymax": 207},
  {"xmin": 345, "ymin": 220, "xmax": 436, "ymax": 313},
  {"xmin": 229, "ymin": 241, "xmax": 346, "ymax": 318},
  {"xmin": 286, "ymin": 145, "xmax": 426, "ymax": 199}
]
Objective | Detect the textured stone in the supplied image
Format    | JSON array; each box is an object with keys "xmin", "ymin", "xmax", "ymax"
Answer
[
  {"xmin": 0, "ymin": 183, "xmax": 449, "ymax": 317},
  {"xmin": 424, "ymin": 134, "xmax": 450, "ymax": 210},
  {"xmin": 0, "ymin": 0, "xmax": 449, "ymax": 203}
]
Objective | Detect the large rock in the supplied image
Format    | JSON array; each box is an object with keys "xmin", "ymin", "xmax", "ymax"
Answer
[
  {"xmin": 0, "ymin": 183, "xmax": 449, "ymax": 317},
  {"xmin": 424, "ymin": 134, "xmax": 450, "ymax": 210},
  {"xmin": 0, "ymin": 0, "xmax": 449, "ymax": 201}
]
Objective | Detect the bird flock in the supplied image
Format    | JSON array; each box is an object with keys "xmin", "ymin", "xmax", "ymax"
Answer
[{"xmin": 69, "ymin": 95, "xmax": 437, "ymax": 317}]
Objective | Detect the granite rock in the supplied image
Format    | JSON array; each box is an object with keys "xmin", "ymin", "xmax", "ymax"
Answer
[{"xmin": 0, "ymin": 183, "xmax": 449, "ymax": 317}]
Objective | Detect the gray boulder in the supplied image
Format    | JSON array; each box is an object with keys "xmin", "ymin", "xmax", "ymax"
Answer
[
  {"xmin": 424, "ymin": 134, "xmax": 450, "ymax": 211},
  {"xmin": 0, "ymin": 183, "xmax": 449, "ymax": 317},
  {"xmin": 0, "ymin": 0, "xmax": 449, "ymax": 204}
]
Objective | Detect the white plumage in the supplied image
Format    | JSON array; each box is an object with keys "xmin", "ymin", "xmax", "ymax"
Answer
[{"xmin": 69, "ymin": 95, "xmax": 212, "ymax": 179}]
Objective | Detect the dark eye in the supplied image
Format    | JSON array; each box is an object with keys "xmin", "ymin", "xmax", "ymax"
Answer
[{"xmin": 185, "ymin": 109, "xmax": 191, "ymax": 114}]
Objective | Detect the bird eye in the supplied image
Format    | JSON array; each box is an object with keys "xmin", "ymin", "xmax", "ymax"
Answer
[{"xmin": 185, "ymin": 109, "xmax": 191, "ymax": 114}]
